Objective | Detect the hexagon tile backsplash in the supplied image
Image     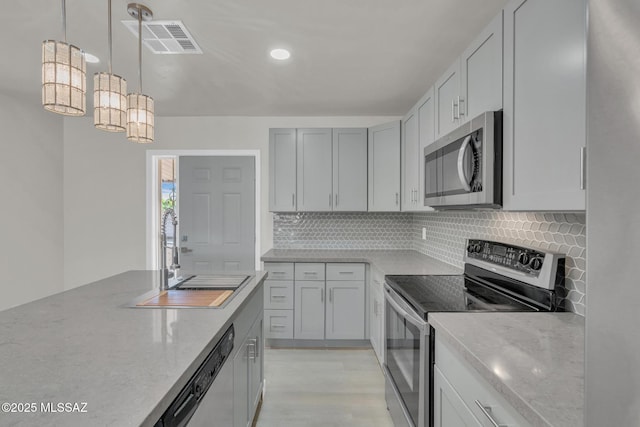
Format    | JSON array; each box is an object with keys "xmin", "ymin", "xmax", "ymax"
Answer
[{"xmin": 273, "ymin": 211, "xmax": 586, "ymax": 315}]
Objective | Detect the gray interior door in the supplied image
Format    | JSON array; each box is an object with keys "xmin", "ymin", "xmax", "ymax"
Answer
[{"xmin": 179, "ymin": 156, "xmax": 255, "ymax": 272}]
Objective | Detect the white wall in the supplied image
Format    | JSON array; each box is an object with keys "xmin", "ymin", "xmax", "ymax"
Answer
[
  {"xmin": 63, "ymin": 116, "xmax": 398, "ymax": 289},
  {"xmin": 0, "ymin": 92, "xmax": 64, "ymax": 311}
]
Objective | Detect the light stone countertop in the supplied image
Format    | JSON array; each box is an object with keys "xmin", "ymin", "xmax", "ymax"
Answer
[
  {"xmin": 261, "ymin": 249, "xmax": 462, "ymax": 275},
  {"xmin": 429, "ymin": 312, "xmax": 584, "ymax": 427},
  {"xmin": 0, "ymin": 270, "xmax": 266, "ymax": 427}
]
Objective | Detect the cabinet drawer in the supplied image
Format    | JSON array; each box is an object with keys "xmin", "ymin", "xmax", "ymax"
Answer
[
  {"xmin": 435, "ymin": 336, "xmax": 531, "ymax": 427},
  {"xmin": 326, "ymin": 263, "xmax": 365, "ymax": 281},
  {"xmin": 264, "ymin": 309, "xmax": 293, "ymax": 339},
  {"xmin": 264, "ymin": 262, "xmax": 294, "ymax": 281},
  {"xmin": 294, "ymin": 263, "xmax": 325, "ymax": 281},
  {"xmin": 264, "ymin": 280, "xmax": 294, "ymax": 310}
]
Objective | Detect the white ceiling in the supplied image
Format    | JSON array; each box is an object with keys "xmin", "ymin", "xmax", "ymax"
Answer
[{"xmin": 5, "ymin": 0, "xmax": 508, "ymax": 116}]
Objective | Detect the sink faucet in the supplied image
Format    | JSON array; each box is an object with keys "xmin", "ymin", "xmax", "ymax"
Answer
[{"xmin": 160, "ymin": 208, "xmax": 180, "ymax": 290}]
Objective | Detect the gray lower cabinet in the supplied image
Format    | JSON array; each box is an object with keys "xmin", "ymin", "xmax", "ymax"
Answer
[
  {"xmin": 434, "ymin": 366, "xmax": 482, "ymax": 427},
  {"xmin": 368, "ymin": 121, "xmax": 401, "ymax": 212},
  {"xmin": 232, "ymin": 282, "xmax": 264, "ymax": 427},
  {"xmin": 325, "ymin": 280, "xmax": 365, "ymax": 339},
  {"xmin": 264, "ymin": 309, "xmax": 293, "ymax": 339},
  {"xmin": 233, "ymin": 315, "xmax": 263, "ymax": 427},
  {"xmin": 263, "ymin": 263, "xmax": 294, "ymax": 340},
  {"xmin": 294, "ymin": 280, "xmax": 326, "ymax": 339},
  {"xmin": 268, "ymin": 128, "xmax": 297, "ymax": 212},
  {"xmin": 369, "ymin": 268, "xmax": 385, "ymax": 364}
]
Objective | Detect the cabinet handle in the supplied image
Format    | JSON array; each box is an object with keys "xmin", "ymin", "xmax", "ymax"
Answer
[
  {"xmin": 271, "ymin": 295, "xmax": 286, "ymax": 299},
  {"xmin": 329, "ymin": 288, "xmax": 333, "ymax": 302},
  {"xmin": 335, "ymin": 193, "xmax": 338, "ymax": 207},
  {"xmin": 271, "ymin": 324, "xmax": 286, "ymax": 329},
  {"xmin": 580, "ymin": 146, "xmax": 586, "ymax": 190},
  {"xmin": 338, "ymin": 271, "xmax": 354, "ymax": 275},
  {"xmin": 474, "ymin": 400, "xmax": 506, "ymax": 427},
  {"xmin": 303, "ymin": 271, "xmax": 316, "ymax": 276},
  {"xmin": 329, "ymin": 193, "xmax": 332, "ymax": 207},
  {"xmin": 254, "ymin": 336, "xmax": 260, "ymax": 359},
  {"xmin": 321, "ymin": 288, "xmax": 324, "ymax": 303},
  {"xmin": 373, "ymin": 300, "xmax": 378, "ymax": 316},
  {"xmin": 395, "ymin": 192, "xmax": 399, "ymax": 205},
  {"xmin": 458, "ymin": 96, "xmax": 464, "ymax": 117},
  {"xmin": 247, "ymin": 340, "xmax": 257, "ymax": 361},
  {"xmin": 292, "ymin": 193, "xmax": 295, "ymax": 207},
  {"xmin": 451, "ymin": 98, "xmax": 456, "ymax": 122}
]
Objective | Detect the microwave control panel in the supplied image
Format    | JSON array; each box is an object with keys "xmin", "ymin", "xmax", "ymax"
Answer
[{"xmin": 465, "ymin": 239, "xmax": 545, "ymax": 276}]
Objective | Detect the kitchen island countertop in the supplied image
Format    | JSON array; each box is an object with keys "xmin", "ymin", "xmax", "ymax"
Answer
[
  {"xmin": 0, "ymin": 270, "xmax": 266, "ymax": 427},
  {"xmin": 430, "ymin": 312, "xmax": 584, "ymax": 427},
  {"xmin": 261, "ymin": 249, "xmax": 462, "ymax": 275}
]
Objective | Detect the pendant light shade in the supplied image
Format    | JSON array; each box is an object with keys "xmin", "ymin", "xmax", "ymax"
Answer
[
  {"xmin": 42, "ymin": 0, "xmax": 86, "ymax": 116},
  {"xmin": 42, "ymin": 41, "xmax": 86, "ymax": 116},
  {"xmin": 126, "ymin": 93, "xmax": 154, "ymax": 143},
  {"xmin": 94, "ymin": 0, "xmax": 127, "ymax": 132},
  {"xmin": 126, "ymin": 3, "xmax": 154, "ymax": 143},
  {"xmin": 94, "ymin": 73, "xmax": 127, "ymax": 131}
]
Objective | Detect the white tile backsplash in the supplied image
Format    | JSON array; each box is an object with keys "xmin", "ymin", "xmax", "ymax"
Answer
[{"xmin": 273, "ymin": 211, "xmax": 586, "ymax": 315}]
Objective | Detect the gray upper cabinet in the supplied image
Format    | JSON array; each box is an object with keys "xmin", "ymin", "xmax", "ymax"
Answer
[
  {"xmin": 417, "ymin": 88, "xmax": 436, "ymax": 212},
  {"xmin": 332, "ymin": 128, "xmax": 368, "ymax": 211},
  {"xmin": 503, "ymin": 0, "xmax": 586, "ymax": 210},
  {"xmin": 401, "ymin": 108, "xmax": 419, "ymax": 211},
  {"xmin": 368, "ymin": 121, "xmax": 401, "ymax": 212},
  {"xmin": 434, "ymin": 61, "xmax": 461, "ymax": 139},
  {"xmin": 296, "ymin": 128, "xmax": 333, "ymax": 212},
  {"xmin": 268, "ymin": 128, "xmax": 297, "ymax": 212},
  {"xmin": 460, "ymin": 12, "xmax": 503, "ymax": 120},
  {"xmin": 434, "ymin": 13, "xmax": 503, "ymax": 140}
]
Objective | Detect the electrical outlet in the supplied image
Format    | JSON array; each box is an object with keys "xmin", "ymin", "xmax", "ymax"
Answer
[{"xmin": 422, "ymin": 227, "xmax": 427, "ymax": 240}]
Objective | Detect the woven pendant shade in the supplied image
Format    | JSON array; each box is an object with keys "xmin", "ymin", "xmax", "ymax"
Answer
[
  {"xmin": 94, "ymin": 73, "xmax": 127, "ymax": 131},
  {"xmin": 42, "ymin": 40, "xmax": 86, "ymax": 116},
  {"xmin": 126, "ymin": 93, "xmax": 154, "ymax": 143}
]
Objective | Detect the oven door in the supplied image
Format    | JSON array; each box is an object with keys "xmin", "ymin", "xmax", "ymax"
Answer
[{"xmin": 384, "ymin": 284, "xmax": 429, "ymax": 427}]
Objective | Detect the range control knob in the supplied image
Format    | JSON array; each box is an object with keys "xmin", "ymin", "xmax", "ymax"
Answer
[
  {"xmin": 530, "ymin": 257, "xmax": 544, "ymax": 271},
  {"xmin": 517, "ymin": 252, "xmax": 530, "ymax": 265},
  {"xmin": 467, "ymin": 244, "xmax": 474, "ymax": 254},
  {"xmin": 473, "ymin": 244, "xmax": 482, "ymax": 253}
]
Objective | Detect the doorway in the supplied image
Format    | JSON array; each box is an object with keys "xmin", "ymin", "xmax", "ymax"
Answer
[{"xmin": 146, "ymin": 150, "xmax": 261, "ymax": 272}]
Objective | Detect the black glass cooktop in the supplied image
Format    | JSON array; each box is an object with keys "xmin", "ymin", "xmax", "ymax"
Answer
[{"xmin": 385, "ymin": 274, "xmax": 537, "ymax": 320}]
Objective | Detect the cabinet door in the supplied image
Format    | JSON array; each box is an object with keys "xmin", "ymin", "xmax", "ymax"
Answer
[
  {"xmin": 401, "ymin": 109, "xmax": 419, "ymax": 211},
  {"xmin": 434, "ymin": 366, "xmax": 483, "ymax": 427},
  {"xmin": 268, "ymin": 129, "xmax": 297, "ymax": 212},
  {"xmin": 296, "ymin": 128, "xmax": 333, "ymax": 211},
  {"xmin": 503, "ymin": 0, "xmax": 586, "ymax": 210},
  {"xmin": 248, "ymin": 316, "xmax": 263, "ymax": 423},
  {"xmin": 368, "ymin": 121, "xmax": 401, "ymax": 212},
  {"xmin": 434, "ymin": 60, "xmax": 461, "ymax": 138},
  {"xmin": 294, "ymin": 281, "xmax": 325, "ymax": 339},
  {"xmin": 332, "ymin": 128, "xmax": 368, "ymax": 211},
  {"xmin": 325, "ymin": 281, "xmax": 365, "ymax": 340},
  {"xmin": 233, "ymin": 337, "xmax": 250, "ymax": 427},
  {"xmin": 460, "ymin": 12, "xmax": 503, "ymax": 121},
  {"xmin": 417, "ymin": 88, "xmax": 436, "ymax": 212}
]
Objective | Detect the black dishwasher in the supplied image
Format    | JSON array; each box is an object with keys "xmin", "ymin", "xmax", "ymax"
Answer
[{"xmin": 156, "ymin": 324, "xmax": 235, "ymax": 427}]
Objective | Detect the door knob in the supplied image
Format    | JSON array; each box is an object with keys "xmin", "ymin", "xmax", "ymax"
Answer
[{"xmin": 180, "ymin": 247, "xmax": 193, "ymax": 254}]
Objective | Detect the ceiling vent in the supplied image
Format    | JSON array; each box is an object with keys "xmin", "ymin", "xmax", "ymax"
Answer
[{"xmin": 122, "ymin": 20, "xmax": 202, "ymax": 54}]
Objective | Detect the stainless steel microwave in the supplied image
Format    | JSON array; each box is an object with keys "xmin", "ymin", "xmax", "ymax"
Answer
[{"xmin": 424, "ymin": 111, "xmax": 502, "ymax": 209}]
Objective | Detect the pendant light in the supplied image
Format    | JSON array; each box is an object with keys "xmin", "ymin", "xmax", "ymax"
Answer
[
  {"xmin": 126, "ymin": 3, "xmax": 154, "ymax": 143},
  {"xmin": 94, "ymin": 0, "xmax": 127, "ymax": 132},
  {"xmin": 42, "ymin": 0, "xmax": 86, "ymax": 116}
]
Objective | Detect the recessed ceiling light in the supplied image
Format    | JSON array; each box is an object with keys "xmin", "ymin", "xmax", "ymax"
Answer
[
  {"xmin": 84, "ymin": 52, "xmax": 100, "ymax": 64},
  {"xmin": 270, "ymin": 48, "xmax": 290, "ymax": 60}
]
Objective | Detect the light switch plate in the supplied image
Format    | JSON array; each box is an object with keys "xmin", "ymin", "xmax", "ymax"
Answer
[{"xmin": 422, "ymin": 227, "xmax": 427, "ymax": 240}]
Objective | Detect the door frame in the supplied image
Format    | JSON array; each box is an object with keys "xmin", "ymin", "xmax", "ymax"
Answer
[{"xmin": 145, "ymin": 149, "xmax": 261, "ymax": 271}]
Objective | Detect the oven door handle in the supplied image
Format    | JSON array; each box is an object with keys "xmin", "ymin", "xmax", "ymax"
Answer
[
  {"xmin": 457, "ymin": 134, "xmax": 473, "ymax": 192},
  {"xmin": 385, "ymin": 286, "xmax": 427, "ymax": 330}
]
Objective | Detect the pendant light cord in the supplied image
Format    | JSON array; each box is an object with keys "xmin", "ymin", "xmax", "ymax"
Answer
[
  {"xmin": 138, "ymin": 7, "xmax": 143, "ymax": 92},
  {"xmin": 108, "ymin": 0, "xmax": 112, "ymax": 74},
  {"xmin": 61, "ymin": 0, "xmax": 67, "ymax": 42}
]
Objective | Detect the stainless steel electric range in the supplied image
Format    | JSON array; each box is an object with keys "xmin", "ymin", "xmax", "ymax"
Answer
[{"xmin": 383, "ymin": 239, "xmax": 566, "ymax": 427}]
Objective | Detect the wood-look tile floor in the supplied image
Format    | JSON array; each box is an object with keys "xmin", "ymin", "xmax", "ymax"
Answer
[{"xmin": 256, "ymin": 348, "xmax": 394, "ymax": 427}]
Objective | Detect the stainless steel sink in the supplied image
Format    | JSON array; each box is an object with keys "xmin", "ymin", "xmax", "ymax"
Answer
[
  {"xmin": 130, "ymin": 274, "xmax": 253, "ymax": 308},
  {"xmin": 173, "ymin": 274, "xmax": 251, "ymax": 291}
]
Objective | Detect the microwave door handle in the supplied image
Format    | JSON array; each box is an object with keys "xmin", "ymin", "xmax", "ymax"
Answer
[{"xmin": 457, "ymin": 135, "xmax": 472, "ymax": 192}]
